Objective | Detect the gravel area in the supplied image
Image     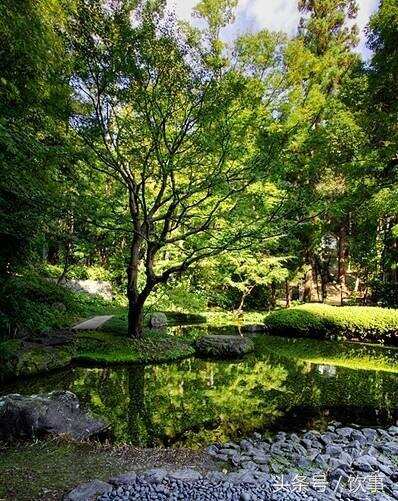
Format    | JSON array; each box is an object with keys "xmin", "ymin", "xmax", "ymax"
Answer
[{"xmin": 62, "ymin": 423, "xmax": 398, "ymax": 500}]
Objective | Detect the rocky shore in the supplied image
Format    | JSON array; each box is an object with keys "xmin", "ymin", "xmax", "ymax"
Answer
[{"xmin": 62, "ymin": 422, "xmax": 398, "ymax": 501}]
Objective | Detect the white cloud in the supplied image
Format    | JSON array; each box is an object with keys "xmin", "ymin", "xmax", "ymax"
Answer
[{"xmin": 168, "ymin": 0, "xmax": 380, "ymax": 56}]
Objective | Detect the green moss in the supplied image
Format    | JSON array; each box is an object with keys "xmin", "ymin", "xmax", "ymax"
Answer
[
  {"xmin": 264, "ymin": 304, "xmax": 398, "ymax": 345},
  {"xmin": 72, "ymin": 329, "xmax": 195, "ymax": 365},
  {"xmin": 257, "ymin": 335, "xmax": 398, "ymax": 373},
  {"xmin": 0, "ymin": 340, "xmax": 71, "ymax": 381}
]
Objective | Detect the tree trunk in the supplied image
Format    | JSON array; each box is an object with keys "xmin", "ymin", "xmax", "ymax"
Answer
[
  {"xmin": 238, "ymin": 285, "xmax": 255, "ymax": 313},
  {"xmin": 337, "ymin": 224, "xmax": 349, "ymax": 287},
  {"xmin": 303, "ymin": 269, "xmax": 312, "ymax": 303},
  {"xmin": 128, "ymin": 296, "xmax": 144, "ymax": 338},
  {"xmin": 285, "ymin": 280, "xmax": 291, "ymax": 308},
  {"xmin": 127, "ymin": 237, "xmax": 144, "ymax": 338},
  {"xmin": 269, "ymin": 282, "xmax": 277, "ymax": 310}
]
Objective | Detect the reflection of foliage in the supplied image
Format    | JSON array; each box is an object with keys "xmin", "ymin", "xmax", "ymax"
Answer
[
  {"xmin": 3, "ymin": 334, "xmax": 398, "ymax": 447},
  {"xmin": 146, "ymin": 357, "xmax": 288, "ymax": 446},
  {"xmin": 259, "ymin": 334, "xmax": 398, "ymax": 373}
]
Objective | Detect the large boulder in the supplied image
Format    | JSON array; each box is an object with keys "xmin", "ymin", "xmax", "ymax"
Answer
[
  {"xmin": 195, "ymin": 335, "xmax": 254, "ymax": 359},
  {"xmin": 149, "ymin": 312, "xmax": 167, "ymax": 328},
  {"xmin": 0, "ymin": 391, "xmax": 107, "ymax": 441},
  {"xmin": 63, "ymin": 279, "xmax": 114, "ymax": 300}
]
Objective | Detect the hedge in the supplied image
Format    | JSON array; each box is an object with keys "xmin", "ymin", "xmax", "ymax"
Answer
[{"xmin": 264, "ymin": 304, "xmax": 398, "ymax": 345}]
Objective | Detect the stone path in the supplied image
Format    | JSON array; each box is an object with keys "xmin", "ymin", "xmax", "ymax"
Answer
[{"xmin": 73, "ymin": 315, "xmax": 113, "ymax": 331}]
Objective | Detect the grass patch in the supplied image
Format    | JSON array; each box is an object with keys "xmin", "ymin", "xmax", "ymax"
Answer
[
  {"xmin": 0, "ymin": 439, "xmax": 213, "ymax": 501},
  {"xmin": 258, "ymin": 335, "xmax": 398, "ymax": 373},
  {"xmin": 264, "ymin": 304, "xmax": 398, "ymax": 345}
]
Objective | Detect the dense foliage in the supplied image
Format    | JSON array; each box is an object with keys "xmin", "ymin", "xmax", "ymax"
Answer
[{"xmin": 0, "ymin": 0, "xmax": 397, "ymax": 337}]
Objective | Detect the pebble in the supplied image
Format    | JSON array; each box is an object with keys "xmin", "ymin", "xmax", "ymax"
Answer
[{"xmin": 64, "ymin": 422, "xmax": 398, "ymax": 501}]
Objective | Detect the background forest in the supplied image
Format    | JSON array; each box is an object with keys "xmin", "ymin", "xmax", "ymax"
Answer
[{"xmin": 0, "ymin": 0, "xmax": 397, "ymax": 338}]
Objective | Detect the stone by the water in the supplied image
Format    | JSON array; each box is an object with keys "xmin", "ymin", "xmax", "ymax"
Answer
[
  {"xmin": 195, "ymin": 335, "xmax": 254, "ymax": 359},
  {"xmin": 0, "ymin": 390, "xmax": 107, "ymax": 441}
]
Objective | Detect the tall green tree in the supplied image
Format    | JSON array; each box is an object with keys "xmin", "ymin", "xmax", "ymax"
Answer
[
  {"xmin": 68, "ymin": 0, "xmax": 269, "ymax": 336},
  {"xmin": 0, "ymin": 0, "xmax": 72, "ymax": 274}
]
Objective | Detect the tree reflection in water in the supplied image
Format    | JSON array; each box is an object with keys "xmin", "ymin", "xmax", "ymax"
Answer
[{"xmin": 2, "ymin": 339, "xmax": 398, "ymax": 447}]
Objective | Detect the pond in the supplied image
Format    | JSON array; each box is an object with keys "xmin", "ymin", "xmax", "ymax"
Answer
[{"xmin": 1, "ymin": 327, "xmax": 398, "ymax": 448}]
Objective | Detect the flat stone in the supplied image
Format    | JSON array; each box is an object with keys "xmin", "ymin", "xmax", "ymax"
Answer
[
  {"xmin": 326, "ymin": 444, "xmax": 342, "ymax": 456},
  {"xmin": 168, "ymin": 468, "xmax": 202, "ymax": 481},
  {"xmin": 362, "ymin": 428, "xmax": 378, "ymax": 441},
  {"xmin": 143, "ymin": 468, "xmax": 168, "ymax": 483},
  {"xmin": 388, "ymin": 426, "xmax": 398, "ymax": 436},
  {"xmin": 73, "ymin": 315, "xmax": 113, "ymax": 330},
  {"xmin": 63, "ymin": 480, "xmax": 112, "ymax": 500},
  {"xmin": 108, "ymin": 473, "xmax": 137, "ymax": 486},
  {"xmin": 227, "ymin": 470, "xmax": 256, "ymax": 484},
  {"xmin": 383, "ymin": 442, "xmax": 398, "ymax": 455}
]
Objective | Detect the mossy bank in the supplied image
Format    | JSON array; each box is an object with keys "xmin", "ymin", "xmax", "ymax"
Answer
[
  {"xmin": 0, "ymin": 330, "xmax": 196, "ymax": 382},
  {"xmin": 264, "ymin": 304, "xmax": 398, "ymax": 345}
]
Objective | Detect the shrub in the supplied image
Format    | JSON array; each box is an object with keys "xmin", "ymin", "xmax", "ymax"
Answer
[
  {"xmin": 370, "ymin": 280, "xmax": 398, "ymax": 308},
  {"xmin": 264, "ymin": 303, "xmax": 398, "ymax": 345},
  {"xmin": 0, "ymin": 271, "xmax": 118, "ymax": 338}
]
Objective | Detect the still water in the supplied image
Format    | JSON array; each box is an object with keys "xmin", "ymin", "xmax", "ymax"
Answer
[{"xmin": 2, "ymin": 329, "xmax": 398, "ymax": 447}]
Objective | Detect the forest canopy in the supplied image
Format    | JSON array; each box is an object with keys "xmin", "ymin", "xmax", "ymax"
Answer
[{"xmin": 0, "ymin": 0, "xmax": 397, "ymax": 337}]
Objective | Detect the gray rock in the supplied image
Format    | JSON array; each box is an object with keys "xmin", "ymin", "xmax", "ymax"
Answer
[
  {"xmin": 329, "ymin": 467, "xmax": 350, "ymax": 481},
  {"xmin": 149, "ymin": 312, "xmax": 167, "ymax": 328},
  {"xmin": 320, "ymin": 432, "xmax": 338, "ymax": 445},
  {"xmin": 325, "ymin": 444, "xmax": 342, "ymax": 457},
  {"xmin": 108, "ymin": 473, "xmax": 137, "ymax": 486},
  {"xmin": 0, "ymin": 391, "xmax": 107, "ymax": 441},
  {"xmin": 142, "ymin": 468, "xmax": 168, "ymax": 483},
  {"xmin": 382, "ymin": 442, "xmax": 398, "ymax": 455},
  {"xmin": 353, "ymin": 457, "xmax": 374, "ymax": 472},
  {"xmin": 336, "ymin": 427, "xmax": 354, "ymax": 438},
  {"xmin": 240, "ymin": 461, "xmax": 258, "ymax": 471},
  {"xmin": 362, "ymin": 428, "xmax": 378, "ymax": 441},
  {"xmin": 195, "ymin": 335, "xmax": 254, "ymax": 359},
  {"xmin": 378, "ymin": 463, "xmax": 394, "ymax": 477},
  {"xmin": 168, "ymin": 468, "xmax": 202, "ymax": 481},
  {"xmin": 351, "ymin": 430, "xmax": 367, "ymax": 444},
  {"xmin": 227, "ymin": 470, "xmax": 256, "ymax": 484},
  {"xmin": 63, "ymin": 480, "xmax": 112, "ymax": 500},
  {"xmin": 219, "ymin": 448, "xmax": 238, "ymax": 456},
  {"xmin": 206, "ymin": 471, "xmax": 226, "ymax": 483}
]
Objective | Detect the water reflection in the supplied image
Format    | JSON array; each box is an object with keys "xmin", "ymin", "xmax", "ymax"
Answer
[{"xmin": 2, "ymin": 338, "xmax": 397, "ymax": 447}]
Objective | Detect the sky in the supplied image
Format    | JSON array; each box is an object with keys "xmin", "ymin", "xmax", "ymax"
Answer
[{"xmin": 167, "ymin": 0, "xmax": 380, "ymax": 59}]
